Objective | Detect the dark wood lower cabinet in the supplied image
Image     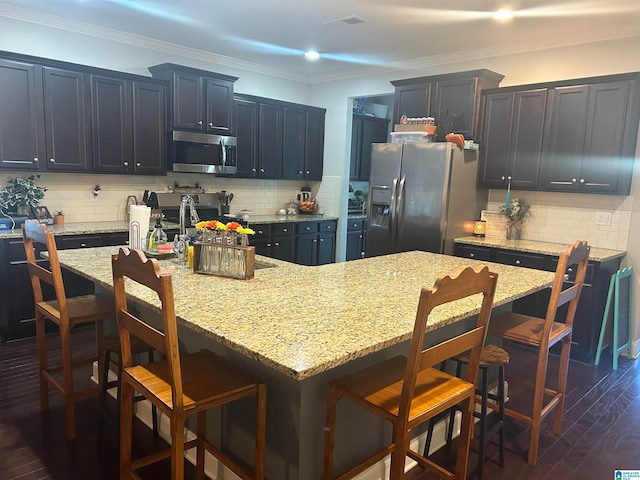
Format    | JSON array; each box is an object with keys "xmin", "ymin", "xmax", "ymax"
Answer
[
  {"xmin": 253, "ymin": 220, "xmax": 337, "ymax": 266},
  {"xmin": 454, "ymin": 242, "xmax": 620, "ymax": 363},
  {"xmin": 0, "ymin": 232, "xmax": 136, "ymax": 342},
  {"xmin": 346, "ymin": 218, "xmax": 366, "ymax": 261}
]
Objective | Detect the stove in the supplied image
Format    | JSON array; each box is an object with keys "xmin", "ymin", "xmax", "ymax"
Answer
[{"xmin": 155, "ymin": 193, "xmax": 245, "ymax": 227}]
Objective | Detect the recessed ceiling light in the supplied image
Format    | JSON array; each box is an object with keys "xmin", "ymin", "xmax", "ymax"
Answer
[
  {"xmin": 493, "ymin": 9, "xmax": 514, "ymax": 21},
  {"xmin": 304, "ymin": 50, "xmax": 320, "ymax": 60}
]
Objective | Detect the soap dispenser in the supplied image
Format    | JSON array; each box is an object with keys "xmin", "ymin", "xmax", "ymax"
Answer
[{"xmin": 147, "ymin": 215, "xmax": 168, "ymax": 251}]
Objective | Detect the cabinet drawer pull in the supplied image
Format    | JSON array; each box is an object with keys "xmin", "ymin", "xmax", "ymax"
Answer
[
  {"xmin": 515, "ymin": 259, "xmax": 521, "ymax": 265},
  {"xmin": 283, "ymin": 228, "xmax": 288, "ymax": 232},
  {"xmin": 469, "ymin": 253, "xmax": 475, "ymax": 258},
  {"xmin": 208, "ymin": 124, "xmax": 229, "ymax": 130},
  {"xmin": 305, "ymin": 227, "xmax": 311, "ymax": 231},
  {"xmin": 274, "ymin": 242, "xmax": 280, "ymax": 246},
  {"xmin": 80, "ymin": 243, "xmax": 87, "ymax": 247}
]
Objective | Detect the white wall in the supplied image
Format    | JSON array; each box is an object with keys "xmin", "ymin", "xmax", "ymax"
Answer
[{"xmin": 2, "ymin": 14, "xmax": 640, "ymax": 352}]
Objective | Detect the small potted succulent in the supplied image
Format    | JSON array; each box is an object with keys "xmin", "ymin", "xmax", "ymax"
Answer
[{"xmin": 54, "ymin": 210, "xmax": 65, "ymax": 225}]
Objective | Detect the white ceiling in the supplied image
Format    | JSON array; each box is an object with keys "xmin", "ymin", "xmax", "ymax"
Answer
[{"xmin": 1, "ymin": 0, "xmax": 639, "ymax": 83}]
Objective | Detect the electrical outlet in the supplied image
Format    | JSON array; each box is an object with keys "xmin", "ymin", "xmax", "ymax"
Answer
[{"xmin": 595, "ymin": 211, "xmax": 612, "ymax": 226}]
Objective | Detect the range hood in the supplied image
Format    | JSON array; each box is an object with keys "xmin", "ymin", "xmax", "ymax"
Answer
[{"xmin": 169, "ymin": 130, "xmax": 237, "ymax": 175}]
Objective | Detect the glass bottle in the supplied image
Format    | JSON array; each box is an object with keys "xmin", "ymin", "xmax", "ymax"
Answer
[{"xmin": 147, "ymin": 216, "xmax": 168, "ymax": 251}]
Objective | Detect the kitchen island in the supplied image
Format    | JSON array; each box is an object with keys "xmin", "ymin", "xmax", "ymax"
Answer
[{"xmin": 55, "ymin": 248, "xmax": 554, "ymax": 479}]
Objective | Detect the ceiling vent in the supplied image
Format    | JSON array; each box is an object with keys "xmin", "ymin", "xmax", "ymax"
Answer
[{"xmin": 324, "ymin": 15, "xmax": 368, "ymax": 27}]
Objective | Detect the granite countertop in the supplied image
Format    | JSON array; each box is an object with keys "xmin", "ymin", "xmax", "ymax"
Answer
[
  {"xmin": 55, "ymin": 248, "xmax": 554, "ymax": 380},
  {"xmin": 0, "ymin": 221, "xmax": 149, "ymax": 239},
  {"xmin": 0, "ymin": 216, "xmax": 338, "ymax": 240},
  {"xmin": 244, "ymin": 214, "xmax": 337, "ymax": 224},
  {"xmin": 454, "ymin": 236, "xmax": 626, "ymax": 263}
]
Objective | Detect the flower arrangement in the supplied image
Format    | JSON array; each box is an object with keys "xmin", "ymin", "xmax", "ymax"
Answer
[
  {"xmin": 498, "ymin": 198, "xmax": 531, "ymax": 223},
  {"xmin": 195, "ymin": 220, "xmax": 255, "ymax": 246},
  {"xmin": 195, "ymin": 220, "xmax": 254, "ymax": 236}
]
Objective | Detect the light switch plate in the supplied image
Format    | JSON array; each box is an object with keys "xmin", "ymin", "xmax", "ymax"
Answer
[{"xmin": 596, "ymin": 211, "xmax": 612, "ymax": 226}]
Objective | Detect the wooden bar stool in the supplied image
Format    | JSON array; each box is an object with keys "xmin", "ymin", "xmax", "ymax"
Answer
[
  {"xmin": 323, "ymin": 265, "xmax": 499, "ymax": 480},
  {"xmin": 424, "ymin": 344, "xmax": 509, "ymax": 480},
  {"xmin": 112, "ymin": 247, "xmax": 266, "ymax": 480},
  {"xmin": 96, "ymin": 334, "xmax": 158, "ymax": 451},
  {"xmin": 488, "ymin": 240, "xmax": 589, "ymax": 465},
  {"xmin": 22, "ymin": 219, "xmax": 114, "ymax": 440}
]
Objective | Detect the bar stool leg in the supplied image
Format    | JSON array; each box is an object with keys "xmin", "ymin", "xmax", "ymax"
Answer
[
  {"xmin": 497, "ymin": 364, "xmax": 506, "ymax": 467},
  {"xmin": 477, "ymin": 367, "xmax": 489, "ymax": 480}
]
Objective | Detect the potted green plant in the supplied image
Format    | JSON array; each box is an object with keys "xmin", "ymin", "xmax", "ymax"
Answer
[
  {"xmin": 0, "ymin": 175, "xmax": 47, "ymax": 215},
  {"xmin": 54, "ymin": 210, "xmax": 65, "ymax": 225}
]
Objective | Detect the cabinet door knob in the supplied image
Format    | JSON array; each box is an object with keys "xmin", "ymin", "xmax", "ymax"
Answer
[
  {"xmin": 136, "ymin": 162, "xmax": 141, "ymax": 167},
  {"xmin": 358, "ymin": 234, "xmax": 363, "ymax": 239},
  {"xmin": 33, "ymin": 157, "xmax": 38, "ymax": 162},
  {"xmin": 515, "ymin": 259, "xmax": 521, "ymax": 265},
  {"xmin": 252, "ymin": 168, "xmax": 257, "ymax": 172},
  {"xmin": 572, "ymin": 178, "xmax": 577, "ymax": 183},
  {"xmin": 319, "ymin": 238, "xmax": 324, "ymax": 242},
  {"xmin": 274, "ymin": 242, "xmax": 280, "ymax": 246},
  {"xmin": 267, "ymin": 242, "xmax": 272, "ymax": 247},
  {"xmin": 283, "ymin": 228, "xmax": 288, "ymax": 232},
  {"xmin": 298, "ymin": 170, "xmax": 303, "ymax": 175},
  {"xmin": 198, "ymin": 120, "xmax": 203, "ymax": 125},
  {"xmin": 580, "ymin": 178, "xmax": 585, "ymax": 184},
  {"xmin": 258, "ymin": 230, "xmax": 263, "ymax": 234},
  {"xmin": 501, "ymin": 176, "xmax": 505, "ymax": 181},
  {"xmin": 470, "ymin": 253, "xmax": 475, "ymax": 258},
  {"xmin": 124, "ymin": 161, "xmax": 129, "ymax": 166},
  {"xmin": 306, "ymin": 170, "xmax": 310, "ymax": 175},
  {"xmin": 49, "ymin": 158, "xmax": 55, "ymax": 163},
  {"xmin": 313, "ymin": 239, "xmax": 317, "ymax": 243},
  {"xmin": 260, "ymin": 168, "xmax": 265, "ymax": 173},
  {"xmin": 305, "ymin": 226, "xmax": 311, "ymax": 231}
]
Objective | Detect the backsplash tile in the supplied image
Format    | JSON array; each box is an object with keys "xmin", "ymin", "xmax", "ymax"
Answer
[
  {"xmin": 487, "ymin": 190, "xmax": 632, "ymax": 250},
  {"xmin": 0, "ymin": 171, "xmax": 323, "ymax": 224}
]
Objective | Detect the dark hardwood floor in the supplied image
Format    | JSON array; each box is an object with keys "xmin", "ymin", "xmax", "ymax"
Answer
[{"xmin": 1, "ymin": 325, "xmax": 638, "ymax": 479}]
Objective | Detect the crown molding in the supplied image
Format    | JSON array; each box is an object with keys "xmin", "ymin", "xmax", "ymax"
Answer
[{"xmin": 1, "ymin": 4, "xmax": 639, "ymax": 86}]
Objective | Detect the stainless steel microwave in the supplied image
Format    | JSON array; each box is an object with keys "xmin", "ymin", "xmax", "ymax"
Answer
[{"xmin": 169, "ymin": 131, "xmax": 237, "ymax": 175}]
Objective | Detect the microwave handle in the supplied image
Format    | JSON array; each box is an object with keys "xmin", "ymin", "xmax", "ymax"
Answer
[{"xmin": 220, "ymin": 138, "xmax": 226, "ymax": 166}]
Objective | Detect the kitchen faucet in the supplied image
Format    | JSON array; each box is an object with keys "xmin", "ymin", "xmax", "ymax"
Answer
[{"xmin": 178, "ymin": 195, "xmax": 200, "ymax": 236}]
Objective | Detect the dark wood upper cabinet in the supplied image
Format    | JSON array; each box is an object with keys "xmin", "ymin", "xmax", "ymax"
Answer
[
  {"xmin": 234, "ymin": 93, "xmax": 326, "ymax": 181},
  {"xmin": 478, "ymin": 88, "xmax": 547, "ymax": 189},
  {"xmin": 233, "ymin": 97, "xmax": 259, "ymax": 177},
  {"xmin": 305, "ymin": 110, "xmax": 325, "ymax": 181},
  {"xmin": 258, "ymin": 103, "xmax": 284, "ymax": 179},
  {"xmin": 90, "ymin": 75, "xmax": 130, "ymax": 173},
  {"xmin": 391, "ymin": 70, "xmax": 504, "ymax": 141},
  {"xmin": 0, "ymin": 59, "xmax": 44, "ymax": 170},
  {"xmin": 148, "ymin": 63, "xmax": 237, "ymax": 136},
  {"xmin": 282, "ymin": 107, "xmax": 306, "ymax": 179},
  {"xmin": 0, "ymin": 51, "xmax": 167, "ymax": 174},
  {"xmin": 90, "ymin": 75, "xmax": 166, "ymax": 175},
  {"xmin": 350, "ymin": 114, "xmax": 389, "ymax": 181},
  {"xmin": 480, "ymin": 72, "xmax": 640, "ymax": 195},
  {"xmin": 541, "ymin": 80, "xmax": 636, "ymax": 194},
  {"xmin": 131, "ymin": 81, "xmax": 166, "ymax": 175}
]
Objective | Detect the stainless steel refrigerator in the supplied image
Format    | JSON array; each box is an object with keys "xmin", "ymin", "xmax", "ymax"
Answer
[{"xmin": 366, "ymin": 142, "xmax": 487, "ymax": 257}]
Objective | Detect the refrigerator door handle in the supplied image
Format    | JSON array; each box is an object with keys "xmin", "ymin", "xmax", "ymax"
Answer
[
  {"xmin": 395, "ymin": 174, "xmax": 407, "ymax": 244},
  {"xmin": 390, "ymin": 176, "xmax": 399, "ymax": 245}
]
